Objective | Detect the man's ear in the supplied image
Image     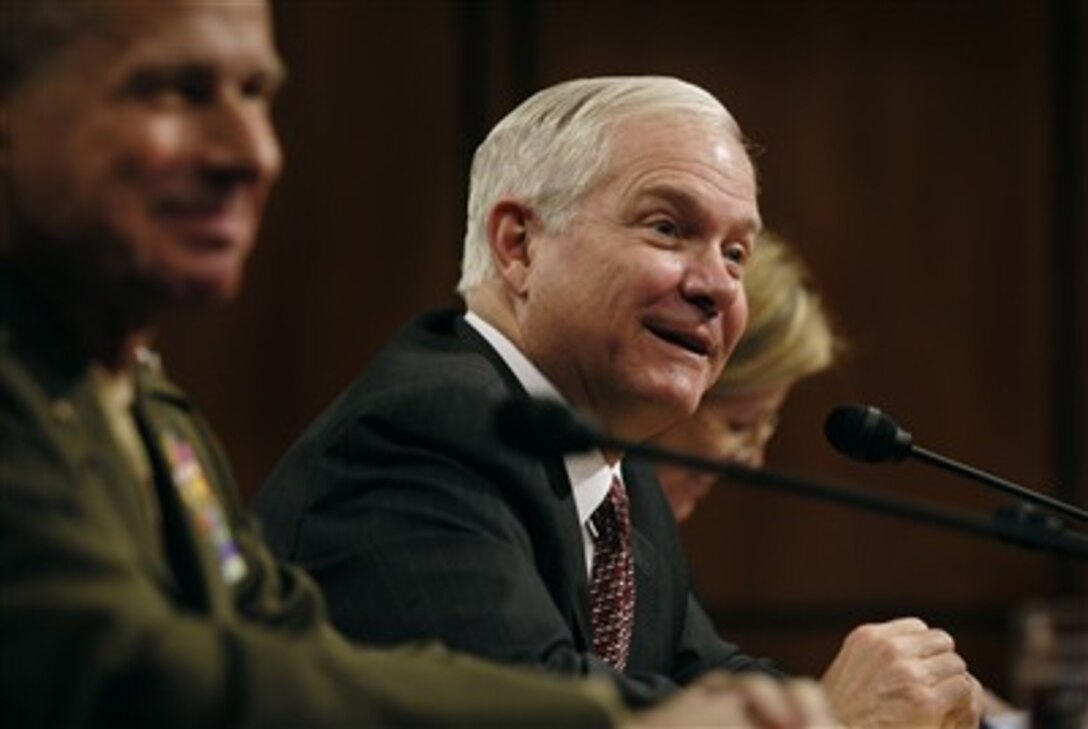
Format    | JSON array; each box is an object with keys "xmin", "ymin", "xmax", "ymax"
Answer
[{"xmin": 485, "ymin": 199, "xmax": 536, "ymax": 296}]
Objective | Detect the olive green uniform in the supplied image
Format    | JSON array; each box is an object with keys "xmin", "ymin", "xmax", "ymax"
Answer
[{"xmin": 0, "ymin": 268, "xmax": 623, "ymax": 728}]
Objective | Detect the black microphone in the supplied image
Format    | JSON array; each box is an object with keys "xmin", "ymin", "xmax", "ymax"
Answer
[
  {"xmin": 493, "ymin": 397, "xmax": 1088, "ymax": 558},
  {"xmin": 824, "ymin": 403, "xmax": 1088, "ymax": 524},
  {"xmin": 824, "ymin": 403, "xmax": 912, "ymax": 462}
]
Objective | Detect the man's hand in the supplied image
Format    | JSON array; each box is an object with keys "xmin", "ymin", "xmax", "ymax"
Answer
[
  {"xmin": 630, "ymin": 672, "xmax": 841, "ymax": 728},
  {"xmin": 821, "ymin": 617, "xmax": 982, "ymax": 728}
]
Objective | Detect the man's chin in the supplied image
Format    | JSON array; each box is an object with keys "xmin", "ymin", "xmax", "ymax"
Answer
[
  {"xmin": 157, "ymin": 231, "xmax": 254, "ymax": 300},
  {"xmin": 654, "ymin": 382, "xmax": 705, "ymax": 421},
  {"xmin": 183, "ymin": 274, "xmax": 244, "ymax": 307},
  {"xmin": 150, "ymin": 267, "xmax": 246, "ymax": 310},
  {"xmin": 613, "ymin": 391, "xmax": 701, "ymax": 443}
]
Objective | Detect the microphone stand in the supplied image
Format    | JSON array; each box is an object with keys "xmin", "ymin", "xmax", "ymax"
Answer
[
  {"xmin": 492, "ymin": 397, "xmax": 1088, "ymax": 558},
  {"xmin": 824, "ymin": 403, "xmax": 1088, "ymax": 523},
  {"xmin": 607, "ymin": 438, "xmax": 1088, "ymax": 560},
  {"xmin": 908, "ymin": 444, "xmax": 1088, "ymax": 523}
]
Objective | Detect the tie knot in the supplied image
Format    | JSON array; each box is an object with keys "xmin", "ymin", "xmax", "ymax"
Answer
[{"xmin": 590, "ymin": 477, "xmax": 629, "ymax": 542}]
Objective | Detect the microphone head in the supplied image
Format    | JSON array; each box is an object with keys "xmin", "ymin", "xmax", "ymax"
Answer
[
  {"xmin": 824, "ymin": 403, "xmax": 913, "ymax": 463},
  {"xmin": 493, "ymin": 397, "xmax": 601, "ymax": 458}
]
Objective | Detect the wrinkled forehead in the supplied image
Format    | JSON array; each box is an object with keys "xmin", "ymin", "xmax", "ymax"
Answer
[
  {"xmin": 608, "ymin": 112, "xmax": 754, "ymax": 177},
  {"xmin": 95, "ymin": 0, "xmax": 276, "ymax": 57},
  {"xmin": 592, "ymin": 113, "xmax": 761, "ymax": 227},
  {"xmin": 146, "ymin": 6, "xmax": 280, "ymax": 79},
  {"xmin": 4, "ymin": 0, "xmax": 277, "ymax": 89},
  {"xmin": 5, "ymin": 0, "xmax": 285, "ymax": 95},
  {"xmin": 91, "ymin": 0, "xmax": 273, "ymax": 27}
]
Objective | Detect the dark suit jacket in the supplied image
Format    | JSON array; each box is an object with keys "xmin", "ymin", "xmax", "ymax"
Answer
[
  {"xmin": 256, "ymin": 308, "xmax": 776, "ymax": 706},
  {"xmin": 0, "ymin": 270, "xmax": 621, "ymax": 729}
]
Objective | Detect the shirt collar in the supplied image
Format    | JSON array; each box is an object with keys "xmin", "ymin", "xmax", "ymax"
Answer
[{"xmin": 464, "ymin": 310, "xmax": 621, "ymax": 525}]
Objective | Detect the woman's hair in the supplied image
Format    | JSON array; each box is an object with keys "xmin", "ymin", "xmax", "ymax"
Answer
[{"xmin": 713, "ymin": 230, "xmax": 839, "ymax": 395}]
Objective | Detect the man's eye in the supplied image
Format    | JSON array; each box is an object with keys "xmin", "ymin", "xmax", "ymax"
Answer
[
  {"xmin": 650, "ymin": 219, "xmax": 680, "ymax": 237},
  {"xmin": 126, "ymin": 71, "xmax": 214, "ymax": 105},
  {"xmin": 241, "ymin": 74, "xmax": 280, "ymax": 103},
  {"xmin": 721, "ymin": 241, "xmax": 748, "ymax": 265}
]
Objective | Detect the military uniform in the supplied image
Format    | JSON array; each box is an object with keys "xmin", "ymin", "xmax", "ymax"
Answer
[{"xmin": 0, "ymin": 267, "xmax": 623, "ymax": 728}]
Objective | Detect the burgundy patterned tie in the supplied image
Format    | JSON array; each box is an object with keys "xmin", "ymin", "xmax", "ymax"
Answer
[{"xmin": 589, "ymin": 476, "xmax": 636, "ymax": 670}]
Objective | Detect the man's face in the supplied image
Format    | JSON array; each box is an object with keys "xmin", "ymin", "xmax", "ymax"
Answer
[
  {"xmin": 518, "ymin": 115, "xmax": 760, "ymax": 441},
  {"xmin": 2, "ymin": 0, "xmax": 284, "ymax": 306}
]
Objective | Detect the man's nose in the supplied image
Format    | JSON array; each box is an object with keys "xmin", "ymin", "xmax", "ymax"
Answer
[
  {"xmin": 198, "ymin": 97, "xmax": 282, "ymax": 186},
  {"xmin": 679, "ymin": 247, "xmax": 742, "ymax": 317}
]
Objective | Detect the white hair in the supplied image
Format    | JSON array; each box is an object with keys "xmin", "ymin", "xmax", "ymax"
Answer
[{"xmin": 457, "ymin": 76, "xmax": 744, "ymax": 296}]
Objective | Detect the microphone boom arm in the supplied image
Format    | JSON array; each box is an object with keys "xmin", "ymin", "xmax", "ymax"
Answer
[
  {"xmin": 824, "ymin": 402, "xmax": 1088, "ymax": 524},
  {"xmin": 494, "ymin": 397, "xmax": 1088, "ymax": 558},
  {"xmin": 614, "ymin": 439, "xmax": 1088, "ymax": 559},
  {"xmin": 910, "ymin": 445, "xmax": 1088, "ymax": 523}
]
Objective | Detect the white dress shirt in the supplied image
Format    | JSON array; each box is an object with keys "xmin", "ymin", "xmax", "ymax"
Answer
[{"xmin": 465, "ymin": 311, "xmax": 624, "ymax": 575}]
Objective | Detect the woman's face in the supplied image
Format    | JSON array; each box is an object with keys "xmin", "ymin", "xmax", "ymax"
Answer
[{"xmin": 653, "ymin": 382, "xmax": 792, "ymax": 521}]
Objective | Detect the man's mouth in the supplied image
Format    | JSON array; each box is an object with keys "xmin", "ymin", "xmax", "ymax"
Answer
[
  {"xmin": 154, "ymin": 194, "xmax": 254, "ymax": 248},
  {"xmin": 645, "ymin": 322, "xmax": 713, "ymax": 357}
]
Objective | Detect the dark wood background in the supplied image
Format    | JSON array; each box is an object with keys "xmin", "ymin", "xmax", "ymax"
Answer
[{"xmin": 152, "ymin": 0, "xmax": 1086, "ymax": 696}]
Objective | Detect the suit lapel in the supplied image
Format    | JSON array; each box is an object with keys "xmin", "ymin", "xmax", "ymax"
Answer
[
  {"xmin": 546, "ymin": 457, "xmax": 594, "ymax": 649},
  {"xmin": 73, "ymin": 382, "xmax": 182, "ymax": 597},
  {"xmin": 131, "ymin": 395, "xmax": 214, "ymax": 613},
  {"xmin": 623, "ymin": 459, "xmax": 681, "ymax": 672},
  {"xmin": 451, "ymin": 312, "xmax": 595, "ymax": 647}
]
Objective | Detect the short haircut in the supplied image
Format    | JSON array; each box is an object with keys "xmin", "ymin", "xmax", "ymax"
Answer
[
  {"xmin": 457, "ymin": 76, "xmax": 744, "ymax": 296},
  {"xmin": 713, "ymin": 230, "xmax": 838, "ymax": 395},
  {"xmin": 0, "ymin": 0, "xmax": 116, "ymax": 99}
]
